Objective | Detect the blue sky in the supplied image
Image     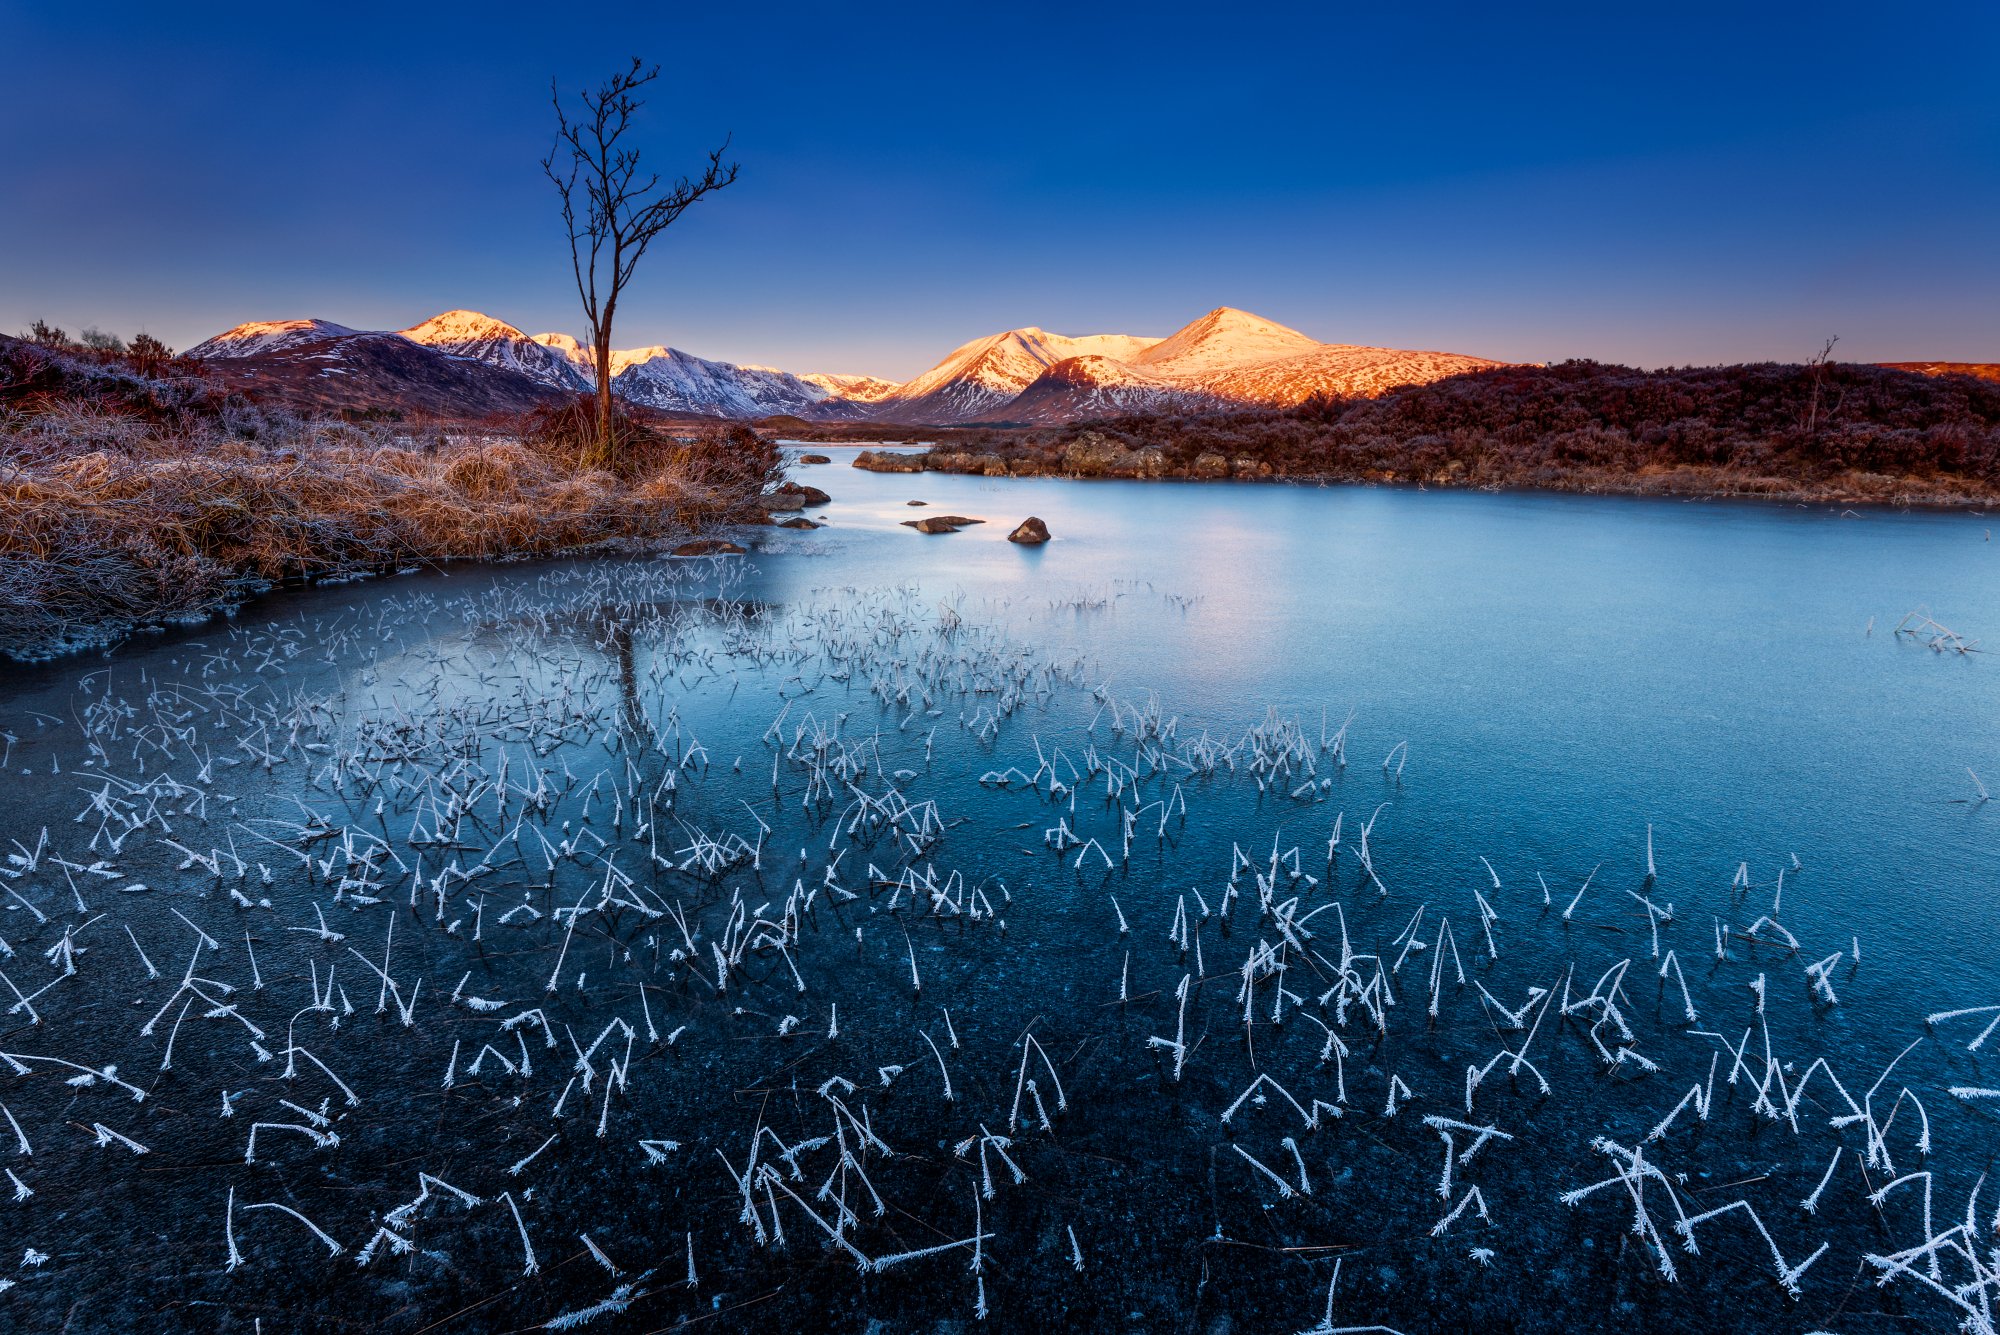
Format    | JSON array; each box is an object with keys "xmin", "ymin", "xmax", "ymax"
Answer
[{"xmin": 3, "ymin": 1, "xmax": 1995, "ymax": 377}]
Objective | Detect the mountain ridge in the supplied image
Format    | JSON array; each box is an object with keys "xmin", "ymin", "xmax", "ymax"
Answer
[
  {"xmin": 186, "ymin": 306, "xmax": 1506, "ymax": 424},
  {"xmin": 399, "ymin": 310, "xmax": 590, "ymax": 392},
  {"xmin": 870, "ymin": 307, "xmax": 1505, "ymax": 423}
]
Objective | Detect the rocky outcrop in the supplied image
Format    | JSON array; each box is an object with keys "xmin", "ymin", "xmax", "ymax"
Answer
[
  {"xmin": 1007, "ymin": 517, "xmax": 1050, "ymax": 544},
  {"xmin": 927, "ymin": 451, "xmax": 1013, "ymax": 477},
  {"xmin": 1062, "ymin": 431, "xmax": 1130, "ymax": 476},
  {"xmin": 853, "ymin": 450, "xmax": 926, "ymax": 473}
]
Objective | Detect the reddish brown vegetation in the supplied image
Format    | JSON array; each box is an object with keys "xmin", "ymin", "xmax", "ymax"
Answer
[
  {"xmin": 1, "ymin": 335, "xmax": 783, "ymax": 658},
  {"xmin": 1881, "ymin": 362, "xmax": 2000, "ymax": 385},
  {"xmin": 874, "ymin": 360, "xmax": 2000, "ymax": 504}
]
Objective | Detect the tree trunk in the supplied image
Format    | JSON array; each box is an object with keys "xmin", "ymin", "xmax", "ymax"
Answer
[{"xmin": 591, "ymin": 331, "xmax": 615, "ymax": 469}]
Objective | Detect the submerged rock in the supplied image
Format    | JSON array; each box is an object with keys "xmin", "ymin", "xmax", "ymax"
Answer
[
  {"xmin": 900, "ymin": 515, "xmax": 983, "ymax": 534},
  {"xmin": 906, "ymin": 500, "xmax": 927, "ymax": 506},
  {"xmin": 1007, "ymin": 516, "xmax": 1050, "ymax": 544},
  {"xmin": 670, "ymin": 539, "xmax": 746, "ymax": 556},
  {"xmin": 776, "ymin": 517, "xmax": 820, "ymax": 530}
]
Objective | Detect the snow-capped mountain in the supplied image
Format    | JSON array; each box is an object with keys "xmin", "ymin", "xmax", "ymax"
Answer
[
  {"xmin": 533, "ymin": 334, "xmax": 893, "ymax": 417},
  {"xmin": 992, "ymin": 355, "xmax": 1207, "ymax": 424},
  {"xmin": 1131, "ymin": 306, "xmax": 1321, "ymax": 372},
  {"xmin": 186, "ymin": 319, "xmax": 364, "ymax": 359},
  {"xmin": 528, "ymin": 334, "xmax": 658, "ymax": 380},
  {"xmin": 608, "ymin": 347, "xmax": 871, "ymax": 419},
  {"xmin": 880, "ymin": 327, "xmax": 1161, "ymax": 422},
  {"xmin": 530, "ymin": 331, "xmax": 591, "ymax": 369},
  {"xmin": 399, "ymin": 311, "xmax": 589, "ymax": 392},
  {"xmin": 185, "ymin": 323, "xmax": 564, "ymax": 418},
  {"xmin": 185, "ymin": 305, "xmax": 1499, "ymax": 424},
  {"xmin": 799, "ymin": 372, "xmax": 902, "ymax": 404},
  {"xmin": 185, "ymin": 311, "xmax": 885, "ymax": 421},
  {"xmin": 871, "ymin": 308, "xmax": 1505, "ymax": 423}
]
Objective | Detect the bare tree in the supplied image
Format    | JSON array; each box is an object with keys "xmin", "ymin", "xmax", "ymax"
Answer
[
  {"xmin": 544, "ymin": 58, "xmax": 738, "ymax": 466},
  {"xmin": 1802, "ymin": 335, "xmax": 1841, "ymax": 445}
]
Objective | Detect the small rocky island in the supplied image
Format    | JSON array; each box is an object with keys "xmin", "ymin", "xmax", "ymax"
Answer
[{"xmin": 899, "ymin": 514, "xmax": 983, "ymax": 534}]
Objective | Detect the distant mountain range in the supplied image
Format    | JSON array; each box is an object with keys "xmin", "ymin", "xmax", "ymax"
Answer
[
  {"xmin": 186, "ymin": 307, "xmax": 1506, "ymax": 423},
  {"xmin": 886, "ymin": 308, "xmax": 1507, "ymax": 424},
  {"xmin": 184, "ymin": 319, "xmax": 565, "ymax": 418}
]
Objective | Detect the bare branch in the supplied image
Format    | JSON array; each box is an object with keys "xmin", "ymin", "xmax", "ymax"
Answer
[{"xmin": 544, "ymin": 58, "xmax": 738, "ymax": 461}]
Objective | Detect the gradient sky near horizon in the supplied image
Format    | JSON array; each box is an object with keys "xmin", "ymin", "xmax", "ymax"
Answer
[{"xmin": 3, "ymin": 1, "xmax": 1996, "ymax": 378}]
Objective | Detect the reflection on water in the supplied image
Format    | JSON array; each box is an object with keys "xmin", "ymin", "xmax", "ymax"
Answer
[{"xmin": 0, "ymin": 462, "xmax": 1992, "ymax": 1333}]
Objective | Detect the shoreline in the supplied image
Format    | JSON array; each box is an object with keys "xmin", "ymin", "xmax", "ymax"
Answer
[
  {"xmin": 1, "ymin": 436, "xmax": 789, "ymax": 664},
  {"xmin": 0, "ymin": 519, "xmax": 794, "ymax": 666},
  {"xmin": 1, "ymin": 337, "xmax": 797, "ymax": 662},
  {"xmin": 0, "ymin": 533, "xmax": 779, "ymax": 674},
  {"xmin": 852, "ymin": 448, "xmax": 2000, "ymax": 512},
  {"xmin": 12, "ymin": 442, "xmax": 1982, "ymax": 668}
]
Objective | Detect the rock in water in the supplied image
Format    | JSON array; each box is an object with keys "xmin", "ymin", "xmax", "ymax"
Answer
[
  {"xmin": 798, "ymin": 453, "xmax": 831, "ymax": 464},
  {"xmin": 671, "ymin": 538, "xmax": 746, "ymax": 556},
  {"xmin": 900, "ymin": 515, "xmax": 983, "ymax": 534},
  {"xmin": 778, "ymin": 481, "xmax": 832, "ymax": 506},
  {"xmin": 853, "ymin": 450, "xmax": 926, "ymax": 473},
  {"xmin": 1008, "ymin": 516, "xmax": 1051, "ymax": 545},
  {"xmin": 765, "ymin": 482, "xmax": 831, "ymax": 512},
  {"xmin": 777, "ymin": 517, "xmax": 821, "ymax": 529}
]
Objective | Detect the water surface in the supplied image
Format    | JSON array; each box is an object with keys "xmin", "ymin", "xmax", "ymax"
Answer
[{"xmin": 0, "ymin": 456, "xmax": 1992, "ymax": 1333}]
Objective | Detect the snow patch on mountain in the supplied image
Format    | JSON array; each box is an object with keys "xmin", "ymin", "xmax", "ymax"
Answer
[
  {"xmin": 531, "ymin": 332, "xmax": 590, "ymax": 368},
  {"xmin": 992, "ymin": 355, "xmax": 1210, "ymax": 423},
  {"xmin": 892, "ymin": 327, "xmax": 1161, "ymax": 408},
  {"xmin": 610, "ymin": 347, "xmax": 850, "ymax": 419},
  {"xmin": 801, "ymin": 372, "xmax": 903, "ymax": 404},
  {"xmin": 400, "ymin": 311, "xmax": 589, "ymax": 391},
  {"xmin": 186, "ymin": 319, "xmax": 363, "ymax": 359},
  {"xmin": 874, "ymin": 306, "xmax": 1505, "ymax": 423},
  {"xmin": 400, "ymin": 310, "xmax": 525, "ymax": 345},
  {"xmin": 1132, "ymin": 307, "xmax": 1321, "ymax": 374}
]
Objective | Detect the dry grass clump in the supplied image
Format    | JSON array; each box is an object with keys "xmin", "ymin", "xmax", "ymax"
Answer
[
  {"xmin": 441, "ymin": 441, "xmax": 536, "ymax": 499},
  {"xmin": 0, "ymin": 415, "xmax": 784, "ymax": 659}
]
